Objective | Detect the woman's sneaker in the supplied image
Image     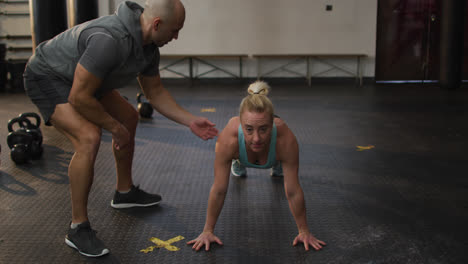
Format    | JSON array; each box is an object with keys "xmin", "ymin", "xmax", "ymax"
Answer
[
  {"xmin": 110, "ymin": 185, "xmax": 162, "ymax": 209},
  {"xmin": 270, "ymin": 161, "xmax": 283, "ymax": 177},
  {"xmin": 231, "ymin": 159, "xmax": 247, "ymax": 177},
  {"xmin": 65, "ymin": 221, "xmax": 109, "ymax": 257}
]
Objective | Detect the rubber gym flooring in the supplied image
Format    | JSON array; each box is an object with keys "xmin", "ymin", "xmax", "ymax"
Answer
[{"xmin": 1, "ymin": 79, "xmax": 468, "ymax": 264}]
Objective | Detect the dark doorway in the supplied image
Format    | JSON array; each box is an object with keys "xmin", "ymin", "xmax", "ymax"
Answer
[
  {"xmin": 464, "ymin": 2, "xmax": 468, "ymax": 80},
  {"xmin": 375, "ymin": 0, "xmax": 441, "ymax": 83}
]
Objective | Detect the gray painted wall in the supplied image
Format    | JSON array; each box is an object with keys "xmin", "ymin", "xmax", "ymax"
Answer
[{"xmin": 0, "ymin": 0, "xmax": 377, "ymax": 78}]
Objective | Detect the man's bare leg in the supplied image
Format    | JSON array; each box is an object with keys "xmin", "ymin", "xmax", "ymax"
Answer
[
  {"xmin": 100, "ymin": 90, "xmax": 139, "ymax": 192},
  {"xmin": 50, "ymin": 103, "xmax": 102, "ymax": 224}
]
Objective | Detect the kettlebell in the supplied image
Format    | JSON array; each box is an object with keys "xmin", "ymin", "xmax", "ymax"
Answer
[
  {"xmin": 137, "ymin": 93, "xmax": 153, "ymax": 118},
  {"xmin": 19, "ymin": 112, "xmax": 43, "ymax": 159},
  {"xmin": 7, "ymin": 116, "xmax": 33, "ymax": 164}
]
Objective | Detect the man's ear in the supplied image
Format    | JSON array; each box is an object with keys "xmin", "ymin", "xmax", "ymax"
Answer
[{"xmin": 153, "ymin": 18, "xmax": 161, "ymax": 31}]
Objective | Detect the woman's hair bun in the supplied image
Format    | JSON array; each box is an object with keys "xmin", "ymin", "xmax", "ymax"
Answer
[{"xmin": 247, "ymin": 81, "xmax": 270, "ymax": 96}]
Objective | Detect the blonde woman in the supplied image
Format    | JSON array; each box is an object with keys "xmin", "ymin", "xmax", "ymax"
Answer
[{"xmin": 188, "ymin": 81, "xmax": 326, "ymax": 251}]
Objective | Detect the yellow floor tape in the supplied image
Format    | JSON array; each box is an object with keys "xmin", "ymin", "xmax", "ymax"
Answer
[
  {"xmin": 140, "ymin": 235, "xmax": 185, "ymax": 253},
  {"xmin": 356, "ymin": 145, "xmax": 375, "ymax": 151}
]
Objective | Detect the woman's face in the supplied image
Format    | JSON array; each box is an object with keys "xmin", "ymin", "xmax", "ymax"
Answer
[{"xmin": 240, "ymin": 111, "xmax": 273, "ymax": 153}]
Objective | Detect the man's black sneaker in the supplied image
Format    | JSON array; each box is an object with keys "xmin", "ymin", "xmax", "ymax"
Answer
[
  {"xmin": 65, "ymin": 221, "xmax": 109, "ymax": 257},
  {"xmin": 110, "ymin": 185, "xmax": 162, "ymax": 209}
]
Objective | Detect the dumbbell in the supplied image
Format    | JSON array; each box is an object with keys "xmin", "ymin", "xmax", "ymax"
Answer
[
  {"xmin": 7, "ymin": 116, "xmax": 33, "ymax": 164},
  {"xmin": 19, "ymin": 112, "xmax": 43, "ymax": 159},
  {"xmin": 136, "ymin": 93, "xmax": 153, "ymax": 118}
]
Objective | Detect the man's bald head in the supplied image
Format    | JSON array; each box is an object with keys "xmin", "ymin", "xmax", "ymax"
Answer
[
  {"xmin": 140, "ymin": 0, "xmax": 185, "ymax": 46},
  {"xmin": 142, "ymin": 0, "xmax": 183, "ymax": 23}
]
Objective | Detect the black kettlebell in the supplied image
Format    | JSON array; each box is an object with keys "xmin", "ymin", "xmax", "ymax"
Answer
[
  {"xmin": 7, "ymin": 116, "xmax": 33, "ymax": 164},
  {"xmin": 137, "ymin": 93, "xmax": 153, "ymax": 118},
  {"xmin": 19, "ymin": 112, "xmax": 43, "ymax": 159}
]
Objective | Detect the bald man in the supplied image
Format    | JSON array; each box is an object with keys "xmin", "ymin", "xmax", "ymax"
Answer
[{"xmin": 23, "ymin": 0, "xmax": 218, "ymax": 257}]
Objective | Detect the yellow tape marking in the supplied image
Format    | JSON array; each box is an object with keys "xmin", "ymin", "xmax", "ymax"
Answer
[
  {"xmin": 356, "ymin": 145, "xmax": 375, "ymax": 151},
  {"xmin": 201, "ymin": 108, "xmax": 216, "ymax": 112},
  {"xmin": 140, "ymin": 235, "xmax": 185, "ymax": 253}
]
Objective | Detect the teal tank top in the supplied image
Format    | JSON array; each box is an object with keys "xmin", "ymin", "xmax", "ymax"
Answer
[{"xmin": 238, "ymin": 123, "xmax": 277, "ymax": 168}]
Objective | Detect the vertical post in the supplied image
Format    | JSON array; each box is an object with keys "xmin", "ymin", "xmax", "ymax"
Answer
[
  {"xmin": 189, "ymin": 57, "xmax": 193, "ymax": 79},
  {"xmin": 358, "ymin": 56, "xmax": 362, "ymax": 87},
  {"xmin": 68, "ymin": 0, "xmax": 98, "ymax": 27},
  {"xmin": 239, "ymin": 56, "xmax": 243, "ymax": 78},
  {"xmin": 29, "ymin": 0, "xmax": 68, "ymax": 51},
  {"xmin": 188, "ymin": 56, "xmax": 193, "ymax": 87},
  {"xmin": 439, "ymin": 0, "xmax": 466, "ymax": 90},
  {"xmin": 257, "ymin": 57, "xmax": 261, "ymax": 80},
  {"xmin": 0, "ymin": 44, "xmax": 6, "ymax": 92}
]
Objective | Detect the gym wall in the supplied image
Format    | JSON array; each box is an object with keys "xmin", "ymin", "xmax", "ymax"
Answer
[
  {"xmin": 115, "ymin": 0, "xmax": 378, "ymax": 78},
  {"xmin": 0, "ymin": 0, "xmax": 377, "ymax": 79}
]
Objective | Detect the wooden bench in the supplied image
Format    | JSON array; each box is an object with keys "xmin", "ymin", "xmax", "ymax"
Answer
[
  {"xmin": 253, "ymin": 54, "xmax": 367, "ymax": 86},
  {"xmin": 159, "ymin": 54, "xmax": 248, "ymax": 79}
]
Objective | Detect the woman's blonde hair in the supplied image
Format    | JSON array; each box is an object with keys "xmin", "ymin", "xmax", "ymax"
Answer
[{"xmin": 239, "ymin": 81, "xmax": 274, "ymax": 121}]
